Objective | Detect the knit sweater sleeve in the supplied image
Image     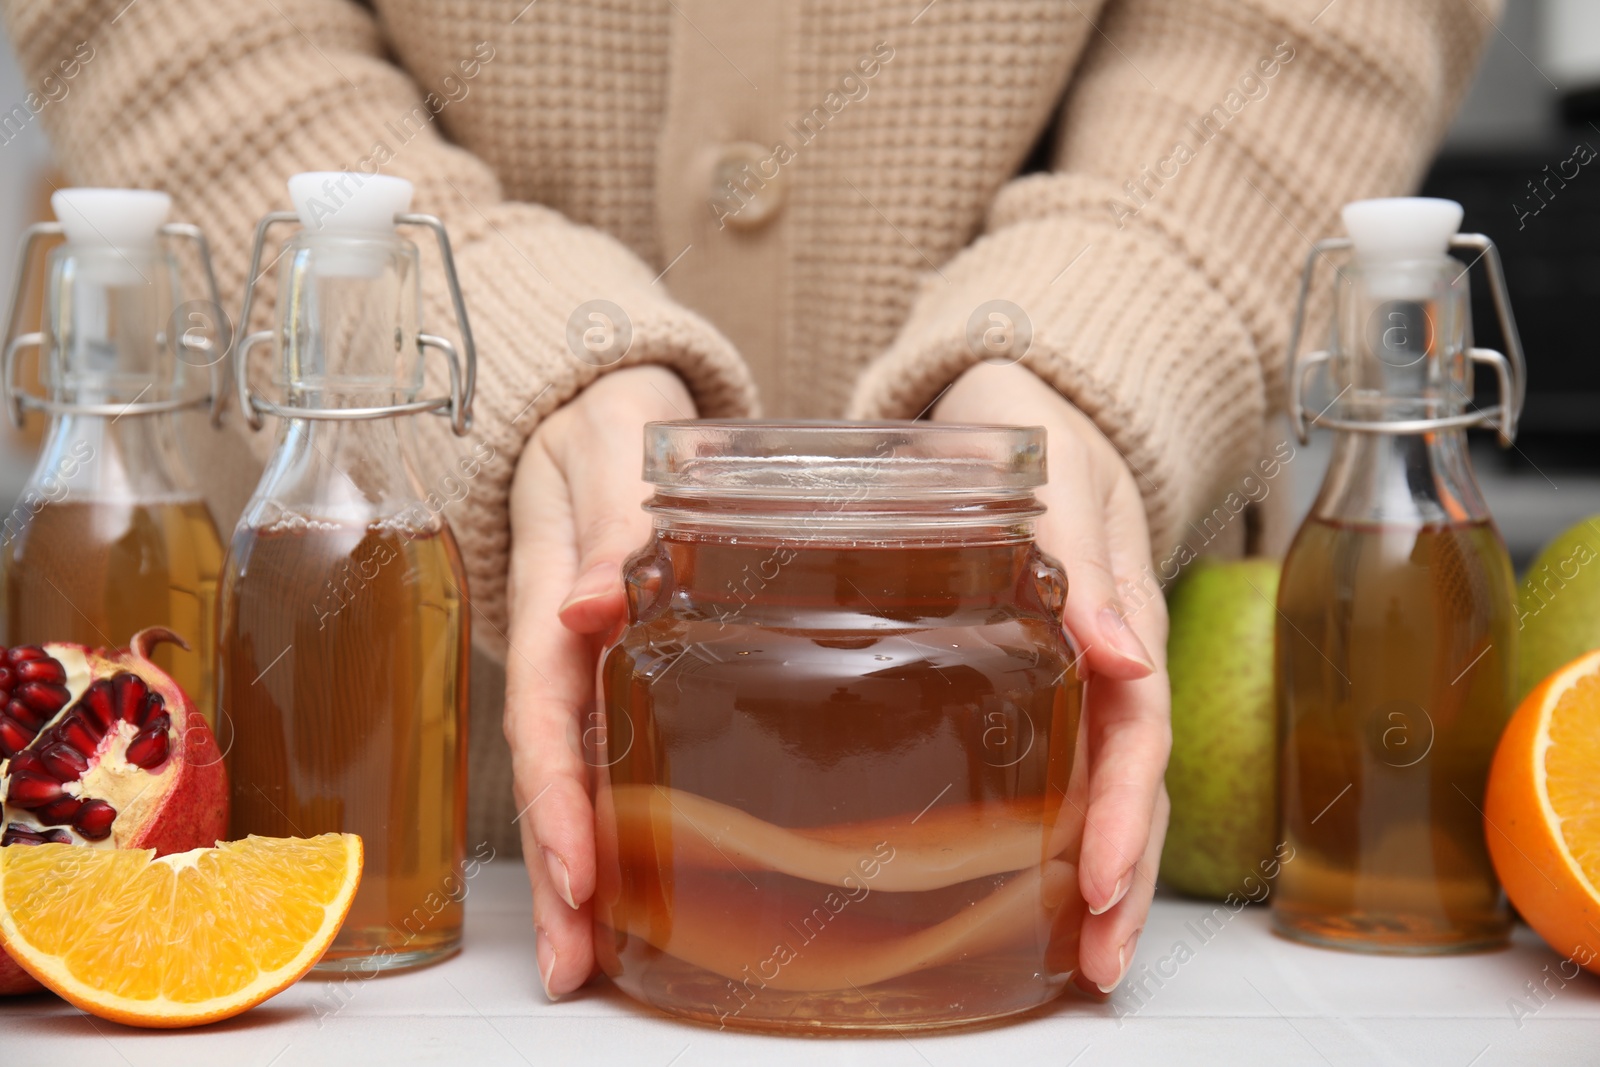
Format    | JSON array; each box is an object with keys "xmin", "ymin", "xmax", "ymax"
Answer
[
  {"xmin": 0, "ymin": 0, "xmax": 757, "ymax": 650},
  {"xmin": 849, "ymin": 0, "xmax": 1497, "ymax": 558}
]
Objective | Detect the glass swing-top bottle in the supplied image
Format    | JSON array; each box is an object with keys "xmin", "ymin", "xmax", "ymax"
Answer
[
  {"xmin": 0, "ymin": 189, "xmax": 227, "ymax": 725},
  {"xmin": 218, "ymin": 173, "xmax": 476, "ymax": 972},
  {"xmin": 1273, "ymin": 197, "xmax": 1525, "ymax": 953}
]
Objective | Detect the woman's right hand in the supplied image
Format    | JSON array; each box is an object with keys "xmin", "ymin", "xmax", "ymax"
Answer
[{"xmin": 502, "ymin": 364, "xmax": 695, "ymax": 998}]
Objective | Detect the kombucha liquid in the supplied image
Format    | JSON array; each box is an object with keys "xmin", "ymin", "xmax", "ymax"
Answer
[
  {"xmin": 597, "ymin": 536, "xmax": 1085, "ymax": 1031},
  {"xmin": 1274, "ymin": 517, "xmax": 1515, "ymax": 952},
  {"xmin": 3, "ymin": 498, "xmax": 222, "ymax": 723},
  {"xmin": 220, "ymin": 519, "xmax": 469, "ymax": 971}
]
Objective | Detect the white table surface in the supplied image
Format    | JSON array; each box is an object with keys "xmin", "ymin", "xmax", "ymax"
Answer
[{"xmin": 4, "ymin": 861, "xmax": 1597, "ymax": 1066}]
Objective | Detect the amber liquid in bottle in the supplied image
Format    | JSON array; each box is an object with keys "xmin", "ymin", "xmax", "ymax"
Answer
[
  {"xmin": 3, "ymin": 498, "xmax": 222, "ymax": 722},
  {"xmin": 220, "ymin": 519, "xmax": 468, "ymax": 969},
  {"xmin": 1274, "ymin": 516, "xmax": 1516, "ymax": 951},
  {"xmin": 597, "ymin": 536, "xmax": 1085, "ymax": 1031}
]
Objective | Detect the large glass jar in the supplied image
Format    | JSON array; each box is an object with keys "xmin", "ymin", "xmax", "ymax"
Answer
[{"xmin": 592, "ymin": 421, "xmax": 1088, "ymax": 1032}]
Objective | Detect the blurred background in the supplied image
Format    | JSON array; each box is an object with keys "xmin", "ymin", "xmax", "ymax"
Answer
[
  {"xmin": 1409, "ymin": 0, "xmax": 1600, "ymax": 568},
  {"xmin": 0, "ymin": 0, "xmax": 1596, "ymax": 568}
]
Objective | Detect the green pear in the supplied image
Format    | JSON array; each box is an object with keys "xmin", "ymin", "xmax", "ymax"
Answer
[
  {"xmin": 1517, "ymin": 516, "xmax": 1600, "ymax": 701},
  {"xmin": 1159, "ymin": 557, "xmax": 1280, "ymax": 901}
]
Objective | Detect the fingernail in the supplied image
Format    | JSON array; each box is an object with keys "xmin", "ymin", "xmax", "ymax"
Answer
[
  {"xmin": 1097, "ymin": 927, "xmax": 1141, "ymax": 994},
  {"xmin": 1097, "ymin": 605, "xmax": 1155, "ymax": 672},
  {"xmin": 558, "ymin": 563, "xmax": 615, "ymax": 614},
  {"xmin": 1088, "ymin": 869, "xmax": 1132, "ymax": 916},
  {"xmin": 543, "ymin": 847, "xmax": 576, "ymax": 910},
  {"xmin": 536, "ymin": 925, "xmax": 559, "ymax": 1000}
]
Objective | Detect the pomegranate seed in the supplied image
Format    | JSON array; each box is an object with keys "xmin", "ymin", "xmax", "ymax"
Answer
[
  {"xmin": 15, "ymin": 683, "xmax": 70, "ymax": 724},
  {"xmin": 79, "ymin": 679, "xmax": 117, "ymax": 730},
  {"xmin": 38, "ymin": 742, "xmax": 89, "ymax": 781},
  {"xmin": 55, "ymin": 712, "xmax": 101, "ymax": 756},
  {"xmin": 31, "ymin": 679, "xmax": 69, "ymax": 704},
  {"xmin": 8, "ymin": 697, "xmax": 50, "ymax": 731},
  {"xmin": 125, "ymin": 725, "xmax": 170, "ymax": 769},
  {"xmin": 0, "ymin": 823, "xmax": 68, "ymax": 846},
  {"xmin": 73, "ymin": 800, "xmax": 116, "ymax": 840},
  {"xmin": 0, "ymin": 714, "xmax": 33, "ymax": 757},
  {"xmin": 4, "ymin": 766, "xmax": 65, "ymax": 808},
  {"xmin": 14, "ymin": 658, "xmax": 65, "ymax": 686},
  {"xmin": 7, "ymin": 751, "xmax": 45, "ymax": 776},
  {"xmin": 0, "ymin": 649, "xmax": 71, "ymax": 727},
  {"xmin": 136, "ymin": 692, "xmax": 167, "ymax": 728},
  {"xmin": 112, "ymin": 673, "xmax": 148, "ymax": 723},
  {"xmin": 35, "ymin": 796, "xmax": 83, "ymax": 825}
]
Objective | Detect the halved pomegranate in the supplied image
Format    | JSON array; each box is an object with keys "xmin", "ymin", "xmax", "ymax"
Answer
[{"xmin": 0, "ymin": 628, "xmax": 227, "ymax": 994}]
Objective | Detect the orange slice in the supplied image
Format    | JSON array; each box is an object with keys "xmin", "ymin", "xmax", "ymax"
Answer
[
  {"xmin": 1485, "ymin": 649, "xmax": 1600, "ymax": 973},
  {"xmin": 0, "ymin": 834, "xmax": 362, "ymax": 1027}
]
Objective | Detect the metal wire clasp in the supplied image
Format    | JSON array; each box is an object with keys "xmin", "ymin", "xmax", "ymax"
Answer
[
  {"xmin": 2, "ymin": 221, "xmax": 230, "ymax": 429},
  {"xmin": 1286, "ymin": 234, "xmax": 1526, "ymax": 447},
  {"xmin": 234, "ymin": 211, "xmax": 477, "ymax": 436}
]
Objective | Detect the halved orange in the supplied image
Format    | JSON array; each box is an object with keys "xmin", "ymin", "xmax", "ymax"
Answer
[
  {"xmin": 0, "ymin": 834, "xmax": 362, "ymax": 1027},
  {"xmin": 1485, "ymin": 649, "xmax": 1600, "ymax": 973}
]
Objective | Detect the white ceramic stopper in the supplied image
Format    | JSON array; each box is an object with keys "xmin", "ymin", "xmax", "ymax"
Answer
[
  {"xmin": 288, "ymin": 172, "xmax": 413, "ymax": 235},
  {"xmin": 51, "ymin": 188, "xmax": 171, "ymax": 284},
  {"xmin": 1342, "ymin": 197, "xmax": 1463, "ymax": 263},
  {"xmin": 1341, "ymin": 197, "xmax": 1463, "ymax": 301},
  {"xmin": 286, "ymin": 172, "xmax": 413, "ymax": 278}
]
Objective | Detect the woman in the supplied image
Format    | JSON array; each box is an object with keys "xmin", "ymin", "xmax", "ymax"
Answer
[{"xmin": 1, "ymin": 0, "xmax": 1496, "ymax": 998}]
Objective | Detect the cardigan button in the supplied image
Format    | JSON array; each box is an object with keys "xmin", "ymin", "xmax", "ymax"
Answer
[{"xmin": 709, "ymin": 141, "xmax": 785, "ymax": 231}]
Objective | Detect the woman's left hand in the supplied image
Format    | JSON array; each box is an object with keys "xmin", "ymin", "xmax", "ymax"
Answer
[{"xmin": 933, "ymin": 360, "xmax": 1172, "ymax": 995}]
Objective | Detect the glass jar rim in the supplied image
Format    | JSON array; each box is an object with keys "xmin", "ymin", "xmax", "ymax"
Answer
[{"xmin": 643, "ymin": 420, "xmax": 1046, "ymax": 496}]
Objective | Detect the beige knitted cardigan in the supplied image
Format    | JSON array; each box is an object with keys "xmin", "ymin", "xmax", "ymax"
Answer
[{"xmin": 2, "ymin": 0, "xmax": 1494, "ymax": 849}]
